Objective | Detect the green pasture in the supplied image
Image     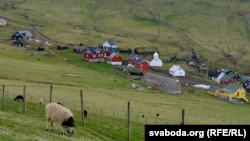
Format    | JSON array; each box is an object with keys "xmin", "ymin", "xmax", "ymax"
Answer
[{"xmin": 1, "ymin": 0, "xmax": 250, "ymax": 140}]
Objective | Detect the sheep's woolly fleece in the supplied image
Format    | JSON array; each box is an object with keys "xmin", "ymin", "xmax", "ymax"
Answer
[{"xmin": 46, "ymin": 102, "xmax": 73, "ymax": 125}]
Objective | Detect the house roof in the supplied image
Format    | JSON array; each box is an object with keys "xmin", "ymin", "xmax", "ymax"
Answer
[
  {"xmin": 169, "ymin": 65, "xmax": 184, "ymax": 71},
  {"xmin": 208, "ymin": 85, "xmax": 219, "ymax": 93},
  {"xmin": 85, "ymin": 47, "xmax": 104, "ymax": 54},
  {"xmin": 135, "ymin": 58, "xmax": 149, "ymax": 65},
  {"xmin": 18, "ymin": 30, "xmax": 33, "ymax": 38},
  {"xmin": 127, "ymin": 53, "xmax": 140, "ymax": 60},
  {"xmin": 220, "ymin": 83, "xmax": 242, "ymax": 93},
  {"xmin": 106, "ymin": 47, "xmax": 118, "ymax": 53},
  {"xmin": 103, "ymin": 40, "xmax": 117, "ymax": 48},
  {"xmin": 240, "ymin": 75, "xmax": 250, "ymax": 81},
  {"xmin": 109, "ymin": 52, "xmax": 121, "ymax": 59},
  {"xmin": 106, "ymin": 40, "xmax": 116, "ymax": 46},
  {"xmin": 220, "ymin": 74, "xmax": 232, "ymax": 82},
  {"xmin": 221, "ymin": 68, "xmax": 234, "ymax": 74},
  {"xmin": 210, "ymin": 71, "xmax": 222, "ymax": 78}
]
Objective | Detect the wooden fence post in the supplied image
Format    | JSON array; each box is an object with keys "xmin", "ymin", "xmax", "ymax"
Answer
[
  {"xmin": 23, "ymin": 85, "xmax": 26, "ymax": 115},
  {"xmin": 50, "ymin": 84, "xmax": 52, "ymax": 103},
  {"xmin": 80, "ymin": 90, "xmax": 84, "ymax": 127},
  {"xmin": 127, "ymin": 101, "xmax": 130, "ymax": 141},
  {"xmin": 181, "ymin": 109, "xmax": 185, "ymax": 125},
  {"xmin": 2, "ymin": 85, "xmax": 5, "ymax": 111}
]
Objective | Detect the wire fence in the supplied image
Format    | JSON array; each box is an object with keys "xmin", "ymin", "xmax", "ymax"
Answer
[{"xmin": 0, "ymin": 84, "xmax": 190, "ymax": 125}]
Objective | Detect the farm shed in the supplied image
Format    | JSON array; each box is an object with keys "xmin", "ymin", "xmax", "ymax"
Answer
[
  {"xmin": 169, "ymin": 65, "xmax": 185, "ymax": 77},
  {"xmin": 134, "ymin": 47, "xmax": 159, "ymax": 55},
  {"xmin": 141, "ymin": 73, "xmax": 182, "ymax": 93},
  {"xmin": 73, "ymin": 48, "xmax": 85, "ymax": 53},
  {"xmin": 0, "ymin": 17, "xmax": 7, "ymax": 26},
  {"xmin": 103, "ymin": 40, "xmax": 117, "ymax": 48}
]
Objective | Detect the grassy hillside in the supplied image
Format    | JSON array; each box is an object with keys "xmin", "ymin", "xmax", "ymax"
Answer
[
  {"xmin": 1, "ymin": 0, "xmax": 250, "ymax": 72},
  {"xmin": 0, "ymin": 0, "xmax": 250, "ymax": 140}
]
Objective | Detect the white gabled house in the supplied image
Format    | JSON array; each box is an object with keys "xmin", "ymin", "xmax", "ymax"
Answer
[
  {"xmin": 103, "ymin": 40, "xmax": 117, "ymax": 48},
  {"xmin": 149, "ymin": 52, "xmax": 162, "ymax": 67},
  {"xmin": 169, "ymin": 65, "xmax": 185, "ymax": 77}
]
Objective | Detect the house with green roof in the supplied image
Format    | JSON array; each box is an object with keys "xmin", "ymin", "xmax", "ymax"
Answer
[
  {"xmin": 207, "ymin": 85, "xmax": 220, "ymax": 96},
  {"xmin": 219, "ymin": 83, "xmax": 248, "ymax": 103}
]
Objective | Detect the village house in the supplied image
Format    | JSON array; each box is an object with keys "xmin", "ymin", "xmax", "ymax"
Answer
[
  {"xmin": 104, "ymin": 47, "xmax": 118, "ymax": 57},
  {"xmin": 83, "ymin": 47, "xmax": 105, "ymax": 62},
  {"xmin": 239, "ymin": 75, "xmax": 250, "ymax": 93},
  {"xmin": 220, "ymin": 74, "xmax": 236, "ymax": 88},
  {"xmin": 207, "ymin": 85, "xmax": 220, "ymax": 96},
  {"xmin": 0, "ymin": 17, "xmax": 7, "ymax": 26},
  {"xmin": 134, "ymin": 58, "xmax": 149, "ymax": 72},
  {"xmin": 11, "ymin": 30, "xmax": 33, "ymax": 41},
  {"xmin": 169, "ymin": 65, "xmax": 185, "ymax": 77},
  {"xmin": 219, "ymin": 83, "xmax": 248, "ymax": 103},
  {"xmin": 107, "ymin": 52, "xmax": 123, "ymax": 65},
  {"xmin": 127, "ymin": 54, "xmax": 140, "ymax": 67},
  {"xmin": 102, "ymin": 40, "xmax": 117, "ymax": 48}
]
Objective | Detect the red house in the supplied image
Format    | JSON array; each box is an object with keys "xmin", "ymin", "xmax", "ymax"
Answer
[
  {"xmin": 220, "ymin": 74, "xmax": 236, "ymax": 88},
  {"xmin": 104, "ymin": 47, "xmax": 118, "ymax": 58},
  {"xmin": 83, "ymin": 47, "xmax": 105, "ymax": 62},
  {"xmin": 127, "ymin": 54, "xmax": 140, "ymax": 67},
  {"xmin": 134, "ymin": 58, "xmax": 149, "ymax": 72},
  {"xmin": 107, "ymin": 52, "xmax": 123, "ymax": 65}
]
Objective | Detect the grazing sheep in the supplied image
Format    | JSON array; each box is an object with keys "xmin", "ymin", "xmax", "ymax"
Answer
[
  {"xmin": 38, "ymin": 98, "xmax": 44, "ymax": 106},
  {"xmin": 83, "ymin": 109, "xmax": 88, "ymax": 118},
  {"xmin": 46, "ymin": 102, "xmax": 75, "ymax": 136},
  {"xmin": 14, "ymin": 95, "xmax": 24, "ymax": 101}
]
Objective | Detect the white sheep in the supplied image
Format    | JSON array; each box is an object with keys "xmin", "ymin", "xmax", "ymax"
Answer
[
  {"xmin": 38, "ymin": 98, "xmax": 44, "ymax": 106},
  {"xmin": 45, "ymin": 102, "xmax": 75, "ymax": 136}
]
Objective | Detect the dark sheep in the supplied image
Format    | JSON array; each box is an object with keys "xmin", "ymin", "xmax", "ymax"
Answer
[
  {"xmin": 37, "ymin": 47, "xmax": 45, "ymax": 51},
  {"xmin": 57, "ymin": 46, "xmax": 68, "ymax": 50},
  {"xmin": 14, "ymin": 95, "xmax": 24, "ymax": 101},
  {"xmin": 83, "ymin": 109, "xmax": 88, "ymax": 118}
]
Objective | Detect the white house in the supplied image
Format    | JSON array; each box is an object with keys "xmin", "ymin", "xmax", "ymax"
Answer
[
  {"xmin": 103, "ymin": 40, "xmax": 117, "ymax": 48},
  {"xmin": 0, "ymin": 18, "xmax": 7, "ymax": 26},
  {"xmin": 149, "ymin": 52, "xmax": 162, "ymax": 67},
  {"xmin": 169, "ymin": 65, "xmax": 185, "ymax": 77},
  {"xmin": 214, "ymin": 71, "xmax": 225, "ymax": 83}
]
